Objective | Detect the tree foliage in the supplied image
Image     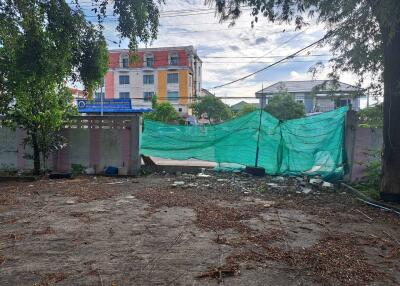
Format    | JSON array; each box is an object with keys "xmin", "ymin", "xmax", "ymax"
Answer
[
  {"xmin": 0, "ymin": 0, "xmax": 161, "ymax": 174},
  {"xmin": 78, "ymin": 0, "xmax": 163, "ymax": 50},
  {"xmin": 358, "ymin": 103, "xmax": 383, "ymax": 129},
  {"xmin": 145, "ymin": 101, "xmax": 180, "ymax": 123},
  {"xmin": 237, "ymin": 103, "xmax": 257, "ymax": 117},
  {"xmin": 264, "ymin": 93, "xmax": 305, "ymax": 121},
  {"xmin": 192, "ymin": 95, "xmax": 233, "ymax": 123}
]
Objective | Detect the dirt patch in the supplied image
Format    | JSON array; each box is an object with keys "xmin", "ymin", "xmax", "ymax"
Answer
[
  {"xmin": 0, "ymin": 174, "xmax": 399, "ymax": 285},
  {"xmin": 32, "ymin": 272, "xmax": 67, "ymax": 286},
  {"xmin": 0, "ymin": 193, "xmax": 16, "ymax": 206},
  {"xmin": 135, "ymin": 181, "xmax": 399, "ymax": 285},
  {"xmin": 295, "ymin": 233, "xmax": 383, "ymax": 285},
  {"xmin": 32, "ymin": 226, "xmax": 56, "ymax": 236}
]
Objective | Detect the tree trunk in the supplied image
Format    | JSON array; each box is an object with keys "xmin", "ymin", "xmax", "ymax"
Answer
[
  {"xmin": 381, "ymin": 22, "xmax": 400, "ymax": 202},
  {"xmin": 31, "ymin": 131, "xmax": 41, "ymax": 175}
]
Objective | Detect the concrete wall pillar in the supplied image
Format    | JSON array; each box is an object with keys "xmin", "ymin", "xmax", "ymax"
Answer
[{"xmin": 128, "ymin": 115, "xmax": 141, "ymax": 175}]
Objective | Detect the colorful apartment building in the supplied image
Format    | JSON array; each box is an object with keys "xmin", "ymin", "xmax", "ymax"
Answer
[{"xmin": 95, "ymin": 46, "xmax": 202, "ymax": 115}]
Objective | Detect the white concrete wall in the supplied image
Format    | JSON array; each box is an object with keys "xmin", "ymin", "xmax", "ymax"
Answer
[
  {"xmin": 0, "ymin": 116, "xmax": 142, "ymax": 175},
  {"xmin": 0, "ymin": 127, "xmax": 17, "ymax": 168}
]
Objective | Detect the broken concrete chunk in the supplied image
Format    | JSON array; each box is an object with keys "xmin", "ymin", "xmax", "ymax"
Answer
[
  {"xmin": 217, "ymin": 178, "xmax": 229, "ymax": 182},
  {"xmin": 266, "ymin": 183, "xmax": 279, "ymax": 188},
  {"xmin": 322, "ymin": 181, "xmax": 333, "ymax": 188},
  {"xmin": 309, "ymin": 178, "xmax": 323, "ymax": 185},
  {"xmin": 272, "ymin": 176, "xmax": 285, "ymax": 182},
  {"xmin": 197, "ymin": 173, "xmax": 211, "ymax": 178},
  {"xmin": 66, "ymin": 200, "xmax": 75, "ymax": 205},
  {"xmin": 301, "ymin": 187, "xmax": 312, "ymax": 194},
  {"xmin": 172, "ymin": 181, "xmax": 185, "ymax": 187}
]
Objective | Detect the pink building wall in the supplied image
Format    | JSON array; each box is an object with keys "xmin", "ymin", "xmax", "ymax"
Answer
[{"xmin": 105, "ymin": 71, "xmax": 114, "ymax": 99}]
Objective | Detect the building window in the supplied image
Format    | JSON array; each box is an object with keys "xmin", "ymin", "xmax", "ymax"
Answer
[
  {"xmin": 339, "ymin": 98, "xmax": 350, "ymax": 107},
  {"xmin": 167, "ymin": 91, "xmax": 179, "ymax": 101},
  {"xmin": 95, "ymin": 92, "xmax": 105, "ymax": 100},
  {"xmin": 167, "ymin": 73, "xmax": 179, "ymax": 84},
  {"xmin": 178, "ymin": 107, "xmax": 183, "ymax": 112},
  {"xmin": 144, "ymin": 91, "xmax": 155, "ymax": 102},
  {"xmin": 119, "ymin": 75, "xmax": 130, "ymax": 84},
  {"xmin": 121, "ymin": 54, "xmax": 129, "ymax": 68},
  {"xmin": 144, "ymin": 54, "xmax": 154, "ymax": 67},
  {"xmin": 169, "ymin": 53, "xmax": 179, "ymax": 65},
  {"xmin": 143, "ymin": 74, "xmax": 154, "ymax": 84},
  {"xmin": 119, "ymin": 92, "xmax": 130, "ymax": 99}
]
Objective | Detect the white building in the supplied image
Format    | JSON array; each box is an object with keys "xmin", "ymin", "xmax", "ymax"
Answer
[{"xmin": 255, "ymin": 80, "xmax": 363, "ymax": 113}]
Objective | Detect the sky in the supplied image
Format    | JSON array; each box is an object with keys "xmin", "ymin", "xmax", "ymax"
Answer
[{"xmin": 77, "ymin": 0, "xmax": 370, "ymax": 107}]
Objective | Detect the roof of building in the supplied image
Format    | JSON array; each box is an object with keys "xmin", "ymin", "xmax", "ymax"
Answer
[
  {"xmin": 230, "ymin": 101, "xmax": 259, "ymax": 111},
  {"xmin": 109, "ymin": 45, "xmax": 201, "ymax": 59},
  {"xmin": 255, "ymin": 80, "xmax": 360, "ymax": 97},
  {"xmin": 200, "ymin": 88, "xmax": 214, "ymax": 97}
]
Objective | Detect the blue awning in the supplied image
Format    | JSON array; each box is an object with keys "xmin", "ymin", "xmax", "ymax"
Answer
[{"xmin": 77, "ymin": 99, "xmax": 152, "ymax": 113}]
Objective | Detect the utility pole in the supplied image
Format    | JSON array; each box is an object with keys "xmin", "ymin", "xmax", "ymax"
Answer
[
  {"xmin": 100, "ymin": 77, "xmax": 104, "ymax": 116},
  {"xmin": 255, "ymin": 83, "xmax": 263, "ymax": 167}
]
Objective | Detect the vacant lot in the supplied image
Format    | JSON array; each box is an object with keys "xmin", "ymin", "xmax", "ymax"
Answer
[{"xmin": 0, "ymin": 172, "xmax": 399, "ymax": 286}]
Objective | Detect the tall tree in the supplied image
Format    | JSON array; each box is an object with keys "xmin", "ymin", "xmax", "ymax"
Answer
[
  {"xmin": 192, "ymin": 95, "xmax": 233, "ymax": 123},
  {"xmin": 210, "ymin": 0, "xmax": 400, "ymax": 200},
  {"xmin": 0, "ymin": 0, "xmax": 161, "ymax": 174}
]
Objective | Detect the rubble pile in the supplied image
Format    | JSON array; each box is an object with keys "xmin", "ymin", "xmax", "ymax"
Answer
[{"xmin": 166, "ymin": 170, "xmax": 335, "ymax": 195}]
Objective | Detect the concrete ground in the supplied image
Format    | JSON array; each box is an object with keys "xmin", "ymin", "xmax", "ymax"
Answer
[
  {"xmin": 150, "ymin": 157, "xmax": 217, "ymax": 167},
  {"xmin": 0, "ymin": 172, "xmax": 399, "ymax": 286}
]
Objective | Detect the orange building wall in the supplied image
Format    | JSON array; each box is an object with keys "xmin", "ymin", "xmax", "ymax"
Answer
[
  {"xmin": 157, "ymin": 70, "xmax": 167, "ymax": 101},
  {"xmin": 179, "ymin": 70, "xmax": 189, "ymax": 105}
]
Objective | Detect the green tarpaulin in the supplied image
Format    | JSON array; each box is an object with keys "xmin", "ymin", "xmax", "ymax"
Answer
[{"xmin": 141, "ymin": 107, "xmax": 349, "ymax": 181}]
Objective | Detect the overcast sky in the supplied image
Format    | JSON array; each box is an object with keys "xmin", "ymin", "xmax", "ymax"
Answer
[{"xmin": 79, "ymin": 0, "xmax": 369, "ymax": 107}]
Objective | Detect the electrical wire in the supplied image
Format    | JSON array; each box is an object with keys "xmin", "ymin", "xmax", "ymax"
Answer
[{"xmin": 210, "ymin": 32, "xmax": 332, "ymax": 89}]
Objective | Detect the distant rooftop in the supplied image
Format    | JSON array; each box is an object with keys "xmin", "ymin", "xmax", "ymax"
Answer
[
  {"xmin": 255, "ymin": 80, "xmax": 360, "ymax": 97},
  {"xmin": 200, "ymin": 88, "xmax": 214, "ymax": 97},
  {"xmin": 230, "ymin": 101, "xmax": 259, "ymax": 111},
  {"xmin": 109, "ymin": 45, "xmax": 196, "ymax": 53},
  {"xmin": 109, "ymin": 45, "xmax": 202, "ymax": 61}
]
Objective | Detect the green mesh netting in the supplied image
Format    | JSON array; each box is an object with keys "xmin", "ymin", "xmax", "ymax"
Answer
[{"xmin": 141, "ymin": 106, "xmax": 348, "ymax": 181}]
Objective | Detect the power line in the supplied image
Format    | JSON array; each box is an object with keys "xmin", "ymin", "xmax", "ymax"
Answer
[
  {"xmin": 202, "ymin": 60, "xmax": 330, "ymax": 64},
  {"xmin": 210, "ymin": 33, "xmax": 332, "ymax": 89},
  {"xmin": 202, "ymin": 54, "xmax": 331, "ymax": 59}
]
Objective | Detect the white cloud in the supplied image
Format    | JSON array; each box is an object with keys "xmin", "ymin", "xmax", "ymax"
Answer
[{"xmin": 96, "ymin": 0, "xmax": 366, "ymax": 105}]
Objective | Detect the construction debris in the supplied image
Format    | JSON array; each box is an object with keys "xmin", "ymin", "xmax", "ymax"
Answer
[{"xmin": 172, "ymin": 181, "xmax": 185, "ymax": 187}]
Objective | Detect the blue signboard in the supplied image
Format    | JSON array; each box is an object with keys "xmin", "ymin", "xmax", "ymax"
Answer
[{"xmin": 77, "ymin": 99, "xmax": 152, "ymax": 113}]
